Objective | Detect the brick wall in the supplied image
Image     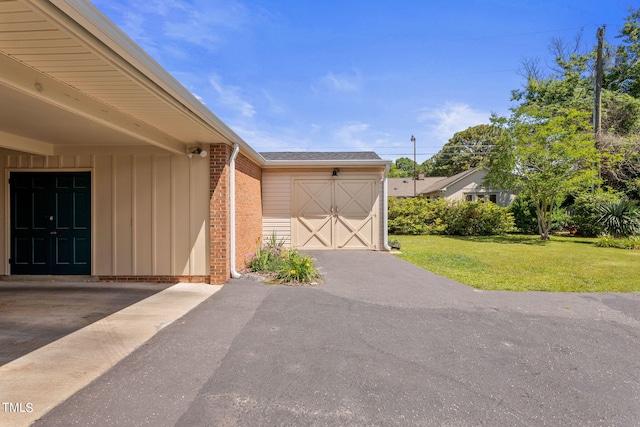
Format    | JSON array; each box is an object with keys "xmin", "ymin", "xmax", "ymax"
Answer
[
  {"xmin": 209, "ymin": 144, "xmax": 232, "ymax": 284},
  {"xmin": 235, "ymin": 153, "xmax": 263, "ymax": 271},
  {"xmin": 208, "ymin": 145, "xmax": 263, "ymax": 284}
]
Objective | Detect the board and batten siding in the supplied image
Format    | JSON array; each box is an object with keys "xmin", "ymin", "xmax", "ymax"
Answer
[
  {"xmin": 0, "ymin": 148, "xmax": 209, "ymax": 276},
  {"xmin": 261, "ymin": 167, "xmax": 386, "ymax": 250}
]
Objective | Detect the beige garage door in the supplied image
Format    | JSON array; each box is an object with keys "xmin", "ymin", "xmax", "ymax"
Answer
[{"xmin": 293, "ymin": 179, "xmax": 378, "ymax": 249}]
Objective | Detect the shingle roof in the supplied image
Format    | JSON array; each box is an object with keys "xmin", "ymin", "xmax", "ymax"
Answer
[
  {"xmin": 388, "ymin": 177, "xmax": 447, "ymax": 197},
  {"xmin": 422, "ymin": 167, "xmax": 486, "ymax": 194},
  {"xmin": 260, "ymin": 151, "xmax": 382, "ymax": 161}
]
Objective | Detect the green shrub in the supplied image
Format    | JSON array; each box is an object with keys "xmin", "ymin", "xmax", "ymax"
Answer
[
  {"xmin": 570, "ymin": 191, "xmax": 621, "ymax": 236},
  {"xmin": 596, "ymin": 198, "xmax": 640, "ymax": 237},
  {"xmin": 443, "ymin": 201, "xmax": 515, "ymax": 236},
  {"xmin": 508, "ymin": 194, "xmax": 538, "ymax": 234},
  {"xmin": 595, "ymin": 235, "xmax": 640, "ymax": 249},
  {"xmin": 246, "ymin": 233, "xmax": 287, "ymax": 273},
  {"xmin": 388, "ymin": 197, "xmax": 514, "ymax": 236},
  {"xmin": 388, "ymin": 197, "xmax": 448, "ymax": 235},
  {"xmin": 276, "ymin": 250, "xmax": 321, "ymax": 283},
  {"xmin": 509, "ymin": 193, "xmax": 567, "ymax": 234},
  {"xmin": 247, "ymin": 234, "xmax": 321, "ymax": 284}
]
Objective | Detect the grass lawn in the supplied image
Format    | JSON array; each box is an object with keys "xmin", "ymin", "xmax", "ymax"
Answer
[{"xmin": 392, "ymin": 234, "xmax": 640, "ymax": 292}]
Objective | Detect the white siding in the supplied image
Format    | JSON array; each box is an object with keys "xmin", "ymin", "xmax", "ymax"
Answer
[
  {"xmin": 262, "ymin": 167, "xmax": 386, "ymax": 250},
  {"xmin": 442, "ymin": 169, "xmax": 515, "ymax": 206},
  {"xmin": 261, "ymin": 170, "xmax": 292, "ymax": 247},
  {"xmin": 0, "ymin": 147, "xmax": 209, "ymax": 276},
  {"xmin": 444, "ymin": 169, "xmax": 487, "ymax": 200}
]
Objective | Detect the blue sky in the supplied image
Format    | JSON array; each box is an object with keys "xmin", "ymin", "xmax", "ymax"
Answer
[{"xmin": 91, "ymin": 0, "xmax": 633, "ymax": 162}]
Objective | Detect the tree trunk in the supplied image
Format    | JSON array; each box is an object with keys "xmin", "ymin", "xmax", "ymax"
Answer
[{"xmin": 536, "ymin": 197, "xmax": 551, "ymax": 240}]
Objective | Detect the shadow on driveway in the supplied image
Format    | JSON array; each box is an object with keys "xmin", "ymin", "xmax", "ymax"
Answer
[{"xmin": 0, "ymin": 281, "xmax": 170, "ymax": 366}]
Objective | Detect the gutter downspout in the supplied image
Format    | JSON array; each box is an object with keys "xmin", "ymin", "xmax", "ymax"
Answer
[
  {"xmin": 229, "ymin": 143, "xmax": 242, "ymax": 278},
  {"xmin": 383, "ymin": 164, "xmax": 392, "ymax": 251}
]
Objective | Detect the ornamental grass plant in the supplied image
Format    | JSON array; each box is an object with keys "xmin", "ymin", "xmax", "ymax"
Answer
[{"xmin": 247, "ymin": 234, "xmax": 321, "ymax": 285}]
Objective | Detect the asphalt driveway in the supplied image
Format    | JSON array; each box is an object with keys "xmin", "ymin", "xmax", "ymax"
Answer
[{"xmin": 29, "ymin": 251, "xmax": 640, "ymax": 426}]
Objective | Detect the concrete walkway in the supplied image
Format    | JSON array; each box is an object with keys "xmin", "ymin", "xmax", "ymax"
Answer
[
  {"xmin": 0, "ymin": 283, "xmax": 221, "ymax": 427},
  {"xmin": 5, "ymin": 251, "xmax": 640, "ymax": 426}
]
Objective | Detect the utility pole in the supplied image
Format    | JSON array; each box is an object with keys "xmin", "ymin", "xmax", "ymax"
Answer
[
  {"xmin": 411, "ymin": 135, "xmax": 416, "ymax": 197},
  {"xmin": 594, "ymin": 25, "xmax": 605, "ymax": 139}
]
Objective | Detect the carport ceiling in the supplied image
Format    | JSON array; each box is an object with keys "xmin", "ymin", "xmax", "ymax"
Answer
[
  {"xmin": 0, "ymin": 80, "xmax": 146, "ymax": 148},
  {"xmin": 0, "ymin": 0, "xmax": 230, "ymax": 155}
]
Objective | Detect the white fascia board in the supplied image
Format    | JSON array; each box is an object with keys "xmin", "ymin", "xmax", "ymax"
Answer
[
  {"xmin": 262, "ymin": 159, "xmax": 392, "ymax": 168},
  {"xmin": 41, "ymin": 0, "xmax": 265, "ymax": 164}
]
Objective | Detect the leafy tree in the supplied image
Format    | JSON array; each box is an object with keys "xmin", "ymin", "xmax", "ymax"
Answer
[
  {"xmin": 388, "ymin": 162, "xmax": 410, "ymax": 178},
  {"xmin": 606, "ymin": 8, "xmax": 640, "ymax": 97},
  {"xmin": 486, "ymin": 107, "xmax": 601, "ymax": 240},
  {"xmin": 512, "ymin": 11, "xmax": 640, "ymax": 200},
  {"xmin": 389, "ymin": 157, "xmax": 418, "ymax": 178},
  {"xmin": 425, "ymin": 124, "xmax": 502, "ymax": 177}
]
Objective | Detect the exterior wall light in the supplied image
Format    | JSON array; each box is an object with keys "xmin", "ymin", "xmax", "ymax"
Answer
[{"xmin": 188, "ymin": 148, "xmax": 208, "ymax": 158}]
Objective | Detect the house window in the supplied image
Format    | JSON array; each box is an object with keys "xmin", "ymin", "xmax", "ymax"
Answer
[{"xmin": 464, "ymin": 193, "xmax": 497, "ymax": 203}]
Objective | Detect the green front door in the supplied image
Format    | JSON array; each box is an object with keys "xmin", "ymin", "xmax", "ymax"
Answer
[{"xmin": 10, "ymin": 172, "xmax": 91, "ymax": 275}]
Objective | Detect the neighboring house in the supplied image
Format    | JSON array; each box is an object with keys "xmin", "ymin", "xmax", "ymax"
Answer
[
  {"xmin": 0, "ymin": 0, "xmax": 390, "ymax": 284},
  {"xmin": 389, "ymin": 167, "xmax": 515, "ymax": 206}
]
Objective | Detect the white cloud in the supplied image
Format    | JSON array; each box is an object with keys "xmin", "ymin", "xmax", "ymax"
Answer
[
  {"xmin": 416, "ymin": 102, "xmax": 490, "ymax": 148},
  {"xmin": 93, "ymin": 0, "xmax": 250, "ymax": 55},
  {"xmin": 209, "ymin": 75, "xmax": 255, "ymax": 118},
  {"xmin": 334, "ymin": 122, "xmax": 370, "ymax": 150},
  {"xmin": 331, "ymin": 122, "xmax": 395, "ymax": 153},
  {"xmin": 261, "ymin": 89, "xmax": 287, "ymax": 115},
  {"xmin": 318, "ymin": 71, "xmax": 363, "ymax": 92},
  {"xmin": 232, "ymin": 124, "xmax": 310, "ymax": 152}
]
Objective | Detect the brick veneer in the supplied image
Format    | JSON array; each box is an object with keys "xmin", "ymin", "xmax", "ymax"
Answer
[
  {"xmin": 208, "ymin": 144, "xmax": 263, "ymax": 284},
  {"xmin": 209, "ymin": 144, "xmax": 232, "ymax": 284},
  {"xmin": 234, "ymin": 153, "xmax": 263, "ymax": 271}
]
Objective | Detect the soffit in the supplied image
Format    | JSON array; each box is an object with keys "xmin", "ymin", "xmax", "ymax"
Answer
[{"xmin": 0, "ymin": 0, "xmax": 229, "ymax": 154}]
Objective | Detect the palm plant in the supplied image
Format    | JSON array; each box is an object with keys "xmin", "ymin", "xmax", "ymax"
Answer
[{"xmin": 596, "ymin": 199, "xmax": 640, "ymax": 237}]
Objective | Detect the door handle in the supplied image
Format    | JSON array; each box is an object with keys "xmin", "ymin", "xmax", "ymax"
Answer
[{"xmin": 50, "ymin": 231, "xmax": 57, "ymax": 235}]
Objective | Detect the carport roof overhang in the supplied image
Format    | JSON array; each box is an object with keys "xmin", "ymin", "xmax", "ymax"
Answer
[{"xmin": 0, "ymin": 0, "xmax": 263, "ymax": 163}]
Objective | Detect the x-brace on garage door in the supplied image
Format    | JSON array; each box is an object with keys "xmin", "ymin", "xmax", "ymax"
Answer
[{"xmin": 293, "ymin": 179, "xmax": 378, "ymax": 249}]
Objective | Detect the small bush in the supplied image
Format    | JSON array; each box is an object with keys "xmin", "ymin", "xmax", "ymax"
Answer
[
  {"xmin": 596, "ymin": 199, "xmax": 640, "ymax": 237},
  {"xmin": 246, "ymin": 233, "xmax": 287, "ymax": 273},
  {"xmin": 508, "ymin": 194, "xmax": 538, "ymax": 234},
  {"xmin": 276, "ymin": 250, "xmax": 321, "ymax": 283},
  {"xmin": 595, "ymin": 235, "xmax": 640, "ymax": 249},
  {"xmin": 246, "ymin": 234, "xmax": 321, "ymax": 284},
  {"xmin": 570, "ymin": 191, "xmax": 621, "ymax": 236}
]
